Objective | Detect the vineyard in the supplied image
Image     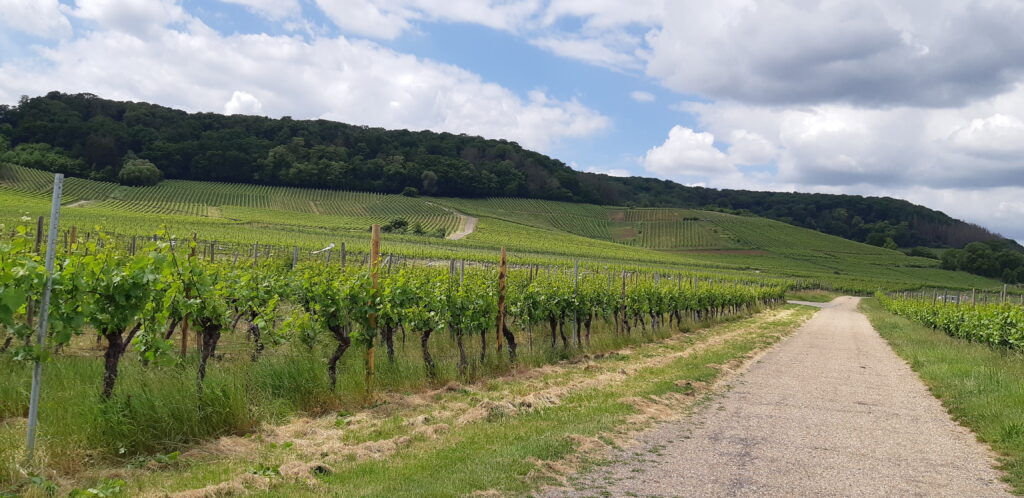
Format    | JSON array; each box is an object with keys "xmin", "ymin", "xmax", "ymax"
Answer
[
  {"xmin": 1, "ymin": 164, "xmax": 461, "ymax": 236},
  {"xmin": 0, "ymin": 218, "xmax": 787, "ymax": 487},
  {"xmin": 1, "ymin": 163, "xmax": 1011, "ymax": 295},
  {"xmin": 877, "ymin": 292, "xmax": 1024, "ymax": 350},
  {"xmin": 0, "ymin": 170, "xmax": 1018, "ymax": 496}
]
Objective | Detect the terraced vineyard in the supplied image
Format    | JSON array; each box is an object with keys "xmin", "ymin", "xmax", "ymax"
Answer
[
  {"xmin": 609, "ymin": 209, "xmax": 741, "ymax": 249},
  {"xmin": 0, "ymin": 163, "xmax": 1004, "ymax": 292},
  {"xmin": 1, "ymin": 164, "xmax": 460, "ymax": 235}
]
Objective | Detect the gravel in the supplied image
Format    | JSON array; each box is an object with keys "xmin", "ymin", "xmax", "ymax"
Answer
[{"xmin": 546, "ymin": 297, "xmax": 1010, "ymax": 497}]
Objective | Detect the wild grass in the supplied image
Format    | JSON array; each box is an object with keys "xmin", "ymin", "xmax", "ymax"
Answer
[
  {"xmin": 0, "ymin": 311, "xmax": 739, "ymax": 492},
  {"xmin": 860, "ymin": 298, "xmax": 1024, "ymax": 494},
  {"xmin": 76, "ymin": 304, "xmax": 815, "ymax": 497},
  {"xmin": 785, "ymin": 289, "xmax": 847, "ymax": 302}
]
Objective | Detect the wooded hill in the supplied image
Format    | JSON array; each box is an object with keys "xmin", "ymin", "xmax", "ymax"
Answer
[{"xmin": 0, "ymin": 91, "xmax": 1006, "ymax": 249}]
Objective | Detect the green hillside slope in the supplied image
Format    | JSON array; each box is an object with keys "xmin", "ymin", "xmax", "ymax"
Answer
[
  {"xmin": 1, "ymin": 164, "xmax": 1001, "ymax": 293},
  {"xmin": 0, "ymin": 92, "xmax": 1009, "ymax": 250}
]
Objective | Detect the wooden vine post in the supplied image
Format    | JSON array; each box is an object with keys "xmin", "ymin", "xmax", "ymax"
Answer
[
  {"xmin": 367, "ymin": 224, "xmax": 381, "ymax": 393},
  {"xmin": 496, "ymin": 247, "xmax": 507, "ymax": 354},
  {"xmin": 619, "ymin": 270, "xmax": 627, "ymax": 334},
  {"xmin": 34, "ymin": 216, "xmax": 44, "ymax": 254}
]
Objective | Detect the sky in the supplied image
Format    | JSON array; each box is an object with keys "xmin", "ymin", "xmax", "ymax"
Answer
[{"xmin": 1, "ymin": 0, "xmax": 1023, "ymax": 243}]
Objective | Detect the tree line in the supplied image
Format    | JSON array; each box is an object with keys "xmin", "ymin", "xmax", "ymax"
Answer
[
  {"xmin": 0, "ymin": 91, "xmax": 1010, "ymax": 250},
  {"xmin": 940, "ymin": 240, "xmax": 1024, "ymax": 284}
]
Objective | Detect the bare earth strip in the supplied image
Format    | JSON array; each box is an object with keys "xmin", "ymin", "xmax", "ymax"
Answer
[
  {"xmin": 551, "ymin": 297, "xmax": 1010, "ymax": 497},
  {"xmin": 425, "ymin": 202, "xmax": 477, "ymax": 240}
]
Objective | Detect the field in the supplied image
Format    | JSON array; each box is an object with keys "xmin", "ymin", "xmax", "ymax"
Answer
[
  {"xmin": 0, "ymin": 164, "xmax": 1003, "ymax": 293},
  {"xmin": 0, "ymin": 164, "xmax": 1018, "ymax": 496},
  {"xmin": 861, "ymin": 298, "xmax": 1024, "ymax": 493}
]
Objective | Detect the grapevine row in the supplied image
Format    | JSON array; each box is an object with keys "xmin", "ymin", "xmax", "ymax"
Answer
[
  {"xmin": 0, "ymin": 224, "xmax": 786, "ymax": 400},
  {"xmin": 877, "ymin": 293, "xmax": 1024, "ymax": 350}
]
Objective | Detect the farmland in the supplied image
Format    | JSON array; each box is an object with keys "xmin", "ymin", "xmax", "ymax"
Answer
[
  {"xmin": 0, "ymin": 166, "xmax": 1016, "ymax": 496},
  {"xmin": 0, "ymin": 164, "xmax": 1003, "ymax": 293},
  {"xmin": 0, "ymin": 216, "xmax": 784, "ymax": 493}
]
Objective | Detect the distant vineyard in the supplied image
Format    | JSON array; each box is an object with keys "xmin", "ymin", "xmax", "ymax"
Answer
[
  {"xmin": 0, "ymin": 164, "xmax": 460, "ymax": 235},
  {"xmin": 608, "ymin": 209, "xmax": 740, "ymax": 250},
  {"xmin": 878, "ymin": 293, "xmax": 1024, "ymax": 350},
  {"xmin": 0, "ymin": 165, "xmax": 1000, "ymax": 293}
]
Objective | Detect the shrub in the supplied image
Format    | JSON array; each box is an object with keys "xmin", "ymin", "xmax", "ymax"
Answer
[{"xmin": 118, "ymin": 159, "xmax": 162, "ymax": 186}]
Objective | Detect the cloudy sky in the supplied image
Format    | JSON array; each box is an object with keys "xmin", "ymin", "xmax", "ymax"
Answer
[{"xmin": 2, "ymin": 0, "xmax": 1024, "ymax": 242}]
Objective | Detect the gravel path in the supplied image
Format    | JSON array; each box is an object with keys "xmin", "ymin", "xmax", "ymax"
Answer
[
  {"xmin": 424, "ymin": 202, "xmax": 478, "ymax": 240},
  {"xmin": 548, "ymin": 297, "xmax": 1010, "ymax": 497}
]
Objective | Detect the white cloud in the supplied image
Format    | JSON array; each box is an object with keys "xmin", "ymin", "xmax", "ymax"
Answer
[
  {"xmin": 314, "ymin": 0, "xmax": 410, "ymax": 39},
  {"xmin": 643, "ymin": 126, "xmax": 733, "ymax": 179},
  {"xmin": 0, "ymin": 0, "xmax": 72, "ymax": 38},
  {"xmin": 224, "ymin": 90, "xmax": 263, "ymax": 115},
  {"xmin": 313, "ymin": 0, "xmax": 540, "ymax": 40},
  {"xmin": 946, "ymin": 114, "xmax": 1024, "ymax": 159},
  {"xmin": 726, "ymin": 129, "xmax": 776, "ymax": 165},
  {"xmin": 531, "ymin": 34, "xmax": 642, "ymax": 70},
  {"xmin": 682, "ymin": 94, "xmax": 1024, "ymax": 190},
  {"xmin": 629, "ymin": 91, "xmax": 655, "ymax": 103},
  {"xmin": 646, "ymin": 0, "xmax": 1024, "ymax": 107},
  {"xmin": 583, "ymin": 166, "xmax": 630, "ymax": 177},
  {"xmin": 642, "ymin": 126, "xmax": 780, "ymax": 182},
  {"xmin": 0, "ymin": 21, "xmax": 608, "ymax": 152},
  {"xmin": 69, "ymin": 0, "xmax": 188, "ymax": 36},
  {"xmin": 217, "ymin": 0, "xmax": 301, "ymax": 20},
  {"xmin": 541, "ymin": 0, "xmax": 663, "ymax": 29}
]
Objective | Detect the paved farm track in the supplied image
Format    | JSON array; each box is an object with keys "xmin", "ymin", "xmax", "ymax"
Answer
[{"xmin": 548, "ymin": 297, "xmax": 1010, "ymax": 497}]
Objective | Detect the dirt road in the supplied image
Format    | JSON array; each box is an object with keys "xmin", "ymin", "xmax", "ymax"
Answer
[
  {"xmin": 424, "ymin": 202, "xmax": 478, "ymax": 240},
  {"xmin": 549, "ymin": 297, "xmax": 1009, "ymax": 497},
  {"xmin": 447, "ymin": 214, "xmax": 477, "ymax": 240}
]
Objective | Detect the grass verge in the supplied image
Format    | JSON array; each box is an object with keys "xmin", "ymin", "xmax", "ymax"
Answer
[
  {"xmin": 54, "ymin": 304, "xmax": 815, "ymax": 497},
  {"xmin": 860, "ymin": 298, "xmax": 1024, "ymax": 495},
  {"xmin": 785, "ymin": 289, "xmax": 846, "ymax": 302}
]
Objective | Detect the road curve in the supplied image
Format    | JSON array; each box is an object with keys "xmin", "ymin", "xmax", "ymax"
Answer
[{"xmin": 549, "ymin": 297, "xmax": 1010, "ymax": 497}]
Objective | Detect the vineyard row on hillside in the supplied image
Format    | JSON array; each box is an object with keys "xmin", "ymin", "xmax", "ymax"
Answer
[
  {"xmin": 877, "ymin": 293, "xmax": 1024, "ymax": 350},
  {"xmin": 1, "ymin": 224, "xmax": 787, "ymax": 401}
]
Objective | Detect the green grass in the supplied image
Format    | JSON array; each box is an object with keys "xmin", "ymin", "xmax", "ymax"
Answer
[
  {"xmin": 45, "ymin": 305, "xmax": 815, "ymax": 497},
  {"xmin": 1, "ymin": 306, "xmax": 772, "ymax": 493},
  {"xmin": 786, "ymin": 289, "xmax": 847, "ymax": 302},
  {"xmin": 0, "ymin": 163, "xmax": 1004, "ymax": 292},
  {"xmin": 860, "ymin": 298, "xmax": 1024, "ymax": 494}
]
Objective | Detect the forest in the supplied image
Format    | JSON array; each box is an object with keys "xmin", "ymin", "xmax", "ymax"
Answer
[{"xmin": 0, "ymin": 91, "xmax": 1008, "ymax": 250}]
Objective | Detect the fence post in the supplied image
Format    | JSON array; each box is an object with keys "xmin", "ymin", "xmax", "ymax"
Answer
[
  {"xmin": 209, "ymin": 241, "xmax": 216, "ymax": 262},
  {"xmin": 497, "ymin": 247, "xmax": 506, "ymax": 354},
  {"xmin": 34, "ymin": 216, "xmax": 44, "ymax": 254},
  {"xmin": 366, "ymin": 225, "xmax": 381, "ymax": 394},
  {"xmin": 573, "ymin": 260, "xmax": 580, "ymax": 345},
  {"xmin": 292, "ymin": 246, "xmax": 299, "ymax": 269},
  {"xmin": 25, "ymin": 174, "xmax": 63, "ymax": 463},
  {"xmin": 341, "ymin": 242, "xmax": 347, "ymax": 269}
]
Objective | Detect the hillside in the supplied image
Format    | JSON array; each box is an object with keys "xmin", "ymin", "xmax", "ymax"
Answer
[
  {"xmin": 0, "ymin": 163, "xmax": 1000, "ymax": 293},
  {"xmin": 0, "ymin": 92, "xmax": 1006, "ymax": 250}
]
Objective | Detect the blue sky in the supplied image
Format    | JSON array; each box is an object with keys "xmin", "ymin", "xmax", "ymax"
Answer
[{"xmin": 1, "ymin": 0, "xmax": 1024, "ymax": 242}]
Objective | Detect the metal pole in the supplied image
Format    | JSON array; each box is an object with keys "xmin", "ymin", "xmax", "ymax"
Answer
[
  {"xmin": 26, "ymin": 173, "xmax": 63, "ymax": 462},
  {"xmin": 573, "ymin": 260, "xmax": 579, "ymax": 345}
]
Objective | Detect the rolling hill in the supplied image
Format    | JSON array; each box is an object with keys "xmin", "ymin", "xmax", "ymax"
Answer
[
  {"xmin": 0, "ymin": 92, "xmax": 1008, "ymax": 250},
  {"xmin": 0, "ymin": 163, "xmax": 1001, "ymax": 293}
]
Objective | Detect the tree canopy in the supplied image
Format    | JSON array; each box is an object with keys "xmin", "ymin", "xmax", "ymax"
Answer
[{"xmin": 0, "ymin": 91, "xmax": 1011, "ymax": 249}]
